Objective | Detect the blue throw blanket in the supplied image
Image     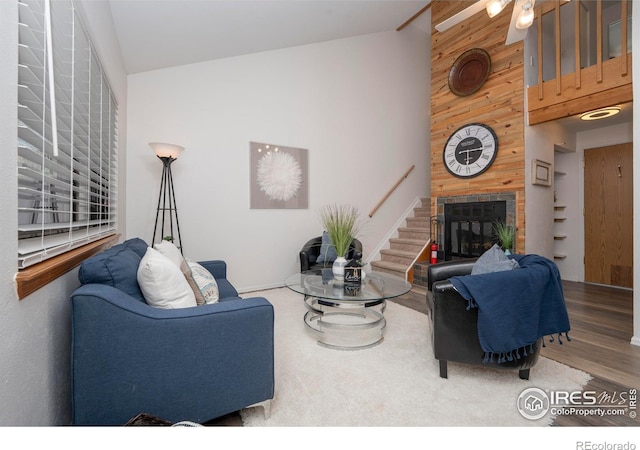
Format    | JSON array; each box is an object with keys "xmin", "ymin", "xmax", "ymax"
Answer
[{"xmin": 450, "ymin": 254, "xmax": 570, "ymax": 364}]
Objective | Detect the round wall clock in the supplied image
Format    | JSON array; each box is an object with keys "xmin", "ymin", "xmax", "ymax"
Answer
[{"xmin": 443, "ymin": 123, "xmax": 498, "ymax": 178}]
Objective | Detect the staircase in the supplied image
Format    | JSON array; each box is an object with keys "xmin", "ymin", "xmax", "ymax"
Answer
[{"xmin": 369, "ymin": 197, "xmax": 432, "ymax": 285}]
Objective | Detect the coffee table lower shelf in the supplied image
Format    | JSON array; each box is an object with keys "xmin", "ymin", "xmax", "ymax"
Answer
[{"xmin": 303, "ymin": 296, "xmax": 387, "ymax": 350}]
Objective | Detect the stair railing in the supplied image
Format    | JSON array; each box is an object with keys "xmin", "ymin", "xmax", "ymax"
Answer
[{"xmin": 368, "ymin": 165, "xmax": 415, "ymax": 218}]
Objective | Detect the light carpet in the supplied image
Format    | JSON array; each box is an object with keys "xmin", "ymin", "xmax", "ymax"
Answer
[{"xmin": 240, "ymin": 287, "xmax": 591, "ymax": 427}]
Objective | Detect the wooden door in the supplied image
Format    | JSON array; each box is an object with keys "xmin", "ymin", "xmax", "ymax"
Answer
[{"xmin": 584, "ymin": 143, "xmax": 633, "ymax": 288}]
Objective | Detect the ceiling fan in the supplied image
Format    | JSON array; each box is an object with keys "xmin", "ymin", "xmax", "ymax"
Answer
[{"xmin": 435, "ymin": 0, "xmax": 566, "ymax": 46}]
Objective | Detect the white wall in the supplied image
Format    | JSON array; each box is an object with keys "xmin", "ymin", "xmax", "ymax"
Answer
[
  {"xmin": 632, "ymin": 3, "xmax": 640, "ymax": 346},
  {"xmin": 126, "ymin": 27, "xmax": 430, "ymax": 292},
  {"xmin": 0, "ymin": 1, "xmax": 127, "ymax": 425},
  {"xmin": 524, "ymin": 119, "xmax": 576, "ymax": 260}
]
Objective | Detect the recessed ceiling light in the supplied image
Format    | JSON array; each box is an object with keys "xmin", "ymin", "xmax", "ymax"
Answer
[{"xmin": 580, "ymin": 106, "xmax": 621, "ymax": 121}]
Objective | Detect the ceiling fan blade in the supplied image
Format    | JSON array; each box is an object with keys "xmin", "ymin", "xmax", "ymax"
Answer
[{"xmin": 435, "ymin": 0, "xmax": 491, "ymax": 33}]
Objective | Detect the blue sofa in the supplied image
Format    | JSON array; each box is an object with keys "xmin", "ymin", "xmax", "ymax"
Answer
[{"xmin": 70, "ymin": 238, "xmax": 274, "ymax": 425}]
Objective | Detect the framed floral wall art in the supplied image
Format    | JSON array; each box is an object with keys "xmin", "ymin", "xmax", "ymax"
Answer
[{"xmin": 250, "ymin": 141, "xmax": 309, "ymax": 209}]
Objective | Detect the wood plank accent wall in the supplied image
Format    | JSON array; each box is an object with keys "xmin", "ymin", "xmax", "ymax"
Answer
[{"xmin": 430, "ymin": 1, "xmax": 526, "ymax": 252}]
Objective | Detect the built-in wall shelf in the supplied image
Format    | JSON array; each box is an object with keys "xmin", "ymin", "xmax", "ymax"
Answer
[
  {"xmin": 554, "ymin": 144, "xmax": 574, "ymax": 153},
  {"xmin": 553, "ymin": 146, "xmax": 571, "ymax": 265}
]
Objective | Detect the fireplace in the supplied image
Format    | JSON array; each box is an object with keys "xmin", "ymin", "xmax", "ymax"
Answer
[
  {"xmin": 411, "ymin": 193, "xmax": 516, "ymax": 288},
  {"xmin": 444, "ymin": 201, "xmax": 505, "ymax": 260},
  {"xmin": 436, "ymin": 193, "xmax": 516, "ymax": 261}
]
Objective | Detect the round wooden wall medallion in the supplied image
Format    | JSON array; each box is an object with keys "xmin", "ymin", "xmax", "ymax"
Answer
[{"xmin": 448, "ymin": 48, "xmax": 491, "ymax": 97}]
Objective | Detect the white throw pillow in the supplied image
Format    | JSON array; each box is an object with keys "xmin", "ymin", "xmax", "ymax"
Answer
[
  {"xmin": 137, "ymin": 247, "xmax": 197, "ymax": 309},
  {"xmin": 185, "ymin": 258, "xmax": 219, "ymax": 304},
  {"xmin": 153, "ymin": 241, "xmax": 185, "ymax": 268}
]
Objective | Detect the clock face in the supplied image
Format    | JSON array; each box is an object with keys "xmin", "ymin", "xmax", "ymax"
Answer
[{"xmin": 443, "ymin": 123, "xmax": 498, "ymax": 178}]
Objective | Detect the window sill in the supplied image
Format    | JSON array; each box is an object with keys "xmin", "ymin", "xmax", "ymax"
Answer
[{"xmin": 15, "ymin": 234, "xmax": 120, "ymax": 300}]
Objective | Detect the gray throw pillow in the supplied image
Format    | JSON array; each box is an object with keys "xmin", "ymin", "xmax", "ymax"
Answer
[
  {"xmin": 471, "ymin": 244, "xmax": 520, "ymax": 275},
  {"xmin": 315, "ymin": 231, "xmax": 337, "ymax": 264}
]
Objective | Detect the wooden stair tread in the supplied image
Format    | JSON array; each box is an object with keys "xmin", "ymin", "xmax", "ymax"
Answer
[
  {"xmin": 399, "ymin": 227, "xmax": 430, "ymax": 232},
  {"xmin": 368, "ymin": 197, "xmax": 431, "ymax": 283},
  {"xmin": 370, "ymin": 260, "xmax": 408, "ymax": 271},
  {"xmin": 390, "ymin": 237, "xmax": 427, "ymax": 244},
  {"xmin": 381, "ymin": 248, "xmax": 417, "ymax": 257}
]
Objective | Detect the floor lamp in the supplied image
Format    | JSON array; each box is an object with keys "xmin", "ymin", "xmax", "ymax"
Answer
[{"xmin": 150, "ymin": 142, "xmax": 184, "ymax": 254}]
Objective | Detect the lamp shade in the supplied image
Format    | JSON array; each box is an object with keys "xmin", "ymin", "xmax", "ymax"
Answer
[
  {"xmin": 516, "ymin": 3, "xmax": 535, "ymax": 29},
  {"xmin": 486, "ymin": 0, "xmax": 510, "ymax": 18},
  {"xmin": 149, "ymin": 142, "xmax": 185, "ymax": 159}
]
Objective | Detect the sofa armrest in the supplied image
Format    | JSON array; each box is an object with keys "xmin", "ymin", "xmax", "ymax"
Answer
[
  {"xmin": 348, "ymin": 238, "xmax": 363, "ymax": 259},
  {"xmin": 300, "ymin": 251, "xmax": 312, "ymax": 272},
  {"xmin": 197, "ymin": 260, "xmax": 227, "ymax": 279},
  {"xmin": 197, "ymin": 260, "xmax": 239, "ymax": 298},
  {"xmin": 426, "ymin": 258, "xmax": 477, "ymax": 290},
  {"xmin": 428, "ymin": 277, "xmax": 542, "ymax": 370},
  {"xmin": 300, "ymin": 238, "xmax": 322, "ymax": 272},
  {"xmin": 70, "ymin": 284, "xmax": 274, "ymax": 425},
  {"xmin": 428, "ymin": 279, "xmax": 482, "ymax": 363}
]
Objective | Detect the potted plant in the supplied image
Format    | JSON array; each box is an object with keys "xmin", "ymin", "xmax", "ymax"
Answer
[
  {"xmin": 319, "ymin": 204, "xmax": 362, "ymax": 280},
  {"xmin": 492, "ymin": 219, "xmax": 515, "ymax": 254}
]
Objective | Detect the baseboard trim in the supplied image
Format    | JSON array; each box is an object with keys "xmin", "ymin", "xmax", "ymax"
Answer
[{"xmin": 239, "ymin": 283, "xmax": 285, "ymax": 295}]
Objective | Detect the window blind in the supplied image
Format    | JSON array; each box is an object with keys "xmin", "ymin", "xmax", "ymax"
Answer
[{"xmin": 17, "ymin": 0, "xmax": 118, "ymax": 269}]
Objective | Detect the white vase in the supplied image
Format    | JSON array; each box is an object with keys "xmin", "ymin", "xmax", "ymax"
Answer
[{"xmin": 332, "ymin": 256, "xmax": 348, "ymax": 281}]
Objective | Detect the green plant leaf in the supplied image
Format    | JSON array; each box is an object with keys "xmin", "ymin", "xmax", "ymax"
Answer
[
  {"xmin": 319, "ymin": 204, "xmax": 362, "ymax": 257},
  {"xmin": 492, "ymin": 219, "xmax": 515, "ymax": 250}
]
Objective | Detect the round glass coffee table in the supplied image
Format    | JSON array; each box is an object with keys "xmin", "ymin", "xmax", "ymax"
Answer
[{"xmin": 285, "ymin": 269, "xmax": 412, "ymax": 350}]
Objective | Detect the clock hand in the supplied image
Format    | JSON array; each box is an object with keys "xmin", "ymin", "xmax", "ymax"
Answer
[{"xmin": 458, "ymin": 147, "xmax": 482, "ymax": 164}]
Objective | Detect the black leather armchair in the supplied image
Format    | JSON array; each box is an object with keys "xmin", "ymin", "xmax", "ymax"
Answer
[
  {"xmin": 426, "ymin": 259, "xmax": 540, "ymax": 380},
  {"xmin": 299, "ymin": 236, "xmax": 363, "ymax": 273}
]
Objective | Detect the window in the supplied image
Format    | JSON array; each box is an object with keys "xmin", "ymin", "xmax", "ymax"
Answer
[{"xmin": 17, "ymin": 0, "xmax": 118, "ymax": 270}]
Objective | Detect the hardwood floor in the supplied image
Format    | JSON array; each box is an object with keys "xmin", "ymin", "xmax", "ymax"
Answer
[
  {"xmin": 541, "ymin": 281, "xmax": 639, "ymax": 389},
  {"xmin": 394, "ymin": 281, "xmax": 640, "ymax": 427},
  {"xmin": 542, "ymin": 281, "xmax": 640, "ymax": 426}
]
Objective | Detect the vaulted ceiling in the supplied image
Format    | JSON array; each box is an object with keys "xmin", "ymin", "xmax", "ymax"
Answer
[
  {"xmin": 106, "ymin": 0, "xmax": 629, "ymax": 130},
  {"xmin": 107, "ymin": 0, "xmax": 432, "ymax": 74}
]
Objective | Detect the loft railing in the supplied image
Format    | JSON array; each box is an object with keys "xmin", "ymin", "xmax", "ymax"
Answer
[
  {"xmin": 368, "ymin": 165, "xmax": 415, "ymax": 218},
  {"xmin": 527, "ymin": 0, "xmax": 632, "ymax": 125}
]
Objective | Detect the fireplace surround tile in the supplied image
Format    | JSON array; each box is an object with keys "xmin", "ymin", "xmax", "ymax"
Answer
[
  {"xmin": 412, "ymin": 193, "xmax": 516, "ymax": 288},
  {"xmin": 436, "ymin": 192, "xmax": 516, "ymax": 259}
]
